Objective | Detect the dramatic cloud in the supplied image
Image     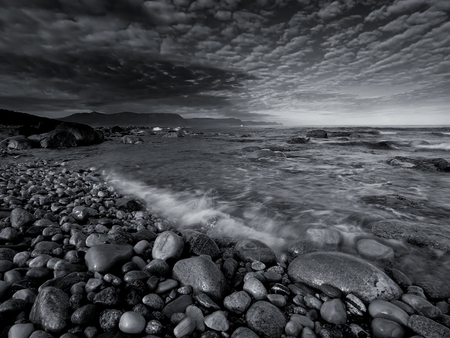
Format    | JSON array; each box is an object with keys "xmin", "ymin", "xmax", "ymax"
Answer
[{"xmin": 0, "ymin": 0, "xmax": 449, "ymax": 124}]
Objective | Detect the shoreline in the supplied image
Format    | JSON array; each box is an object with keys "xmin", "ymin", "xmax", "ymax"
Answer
[{"xmin": 1, "ymin": 159, "xmax": 449, "ymax": 338}]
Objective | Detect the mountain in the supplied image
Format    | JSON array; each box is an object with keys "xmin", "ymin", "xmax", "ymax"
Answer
[
  {"xmin": 59, "ymin": 111, "xmax": 282, "ymax": 127},
  {"xmin": 59, "ymin": 111, "xmax": 186, "ymax": 127},
  {"xmin": 0, "ymin": 109, "xmax": 56, "ymax": 126}
]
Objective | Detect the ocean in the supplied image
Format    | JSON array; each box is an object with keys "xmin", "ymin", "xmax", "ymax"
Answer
[{"xmin": 12, "ymin": 125, "xmax": 450, "ymax": 288}]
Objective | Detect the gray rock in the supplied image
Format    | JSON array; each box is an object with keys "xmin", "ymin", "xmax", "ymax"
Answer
[
  {"xmin": 162, "ymin": 295, "xmax": 193, "ymax": 318},
  {"xmin": 172, "ymin": 256, "xmax": 228, "ymax": 300},
  {"xmin": 10, "ymin": 208, "xmax": 34, "ymax": 229},
  {"xmin": 224, "ymin": 291, "xmax": 252, "ymax": 314},
  {"xmin": 371, "ymin": 318, "xmax": 405, "ymax": 338},
  {"xmin": 306, "ymin": 129, "xmax": 327, "ymax": 138},
  {"xmin": 71, "ymin": 304, "xmax": 98, "ymax": 325},
  {"xmin": 401, "ymin": 294, "xmax": 441, "ymax": 319},
  {"xmin": 121, "ymin": 135, "xmax": 144, "ymax": 144},
  {"xmin": 152, "ymin": 231, "xmax": 184, "ymax": 261},
  {"xmin": 368, "ymin": 300, "xmax": 409, "ymax": 326},
  {"xmin": 356, "ymin": 238, "xmax": 395, "ymax": 260},
  {"xmin": 408, "ymin": 315, "xmax": 450, "ymax": 338},
  {"xmin": 320, "ymin": 299, "xmax": 347, "ymax": 324},
  {"xmin": 182, "ymin": 230, "xmax": 221, "ymax": 259},
  {"xmin": 234, "ymin": 239, "xmax": 276, "ymax": 265},
  {"xmin": 29, "ymin": 286, "xmax": 70, "ymax": 333},
  {"xmin": 99, "ymin": 309, "xmax": 123, "ymax": 332},
  {"xmin": 204, "ymin": 311, "xmax": 230, "ymax": 332},
  {"xmin": 40, "ymin": 130, "xmax": 77, "ymax": 148},
  {"xmin": 85, "ymin": 244, "xmax": 134, "ymax": 273},
  {"xmin": 288, "ymin": 251, "xmax": 402, "ymax": 302},
  {"xmin": 93, "ymin": 287, "xmax": 120, "ymax": 307},
  {"xmin": 231, "ymin": 327, "xmax": 259, "ymax": 338},
  {"xmin": 0, "ymin": 298, "xmax": 27, "ymax": 313},
  {"xmin": 246, "ymin": 301, "xmax": 286, "ymax": 338},
  {"xmin": 0, "ymin": 136, "xmax": 34, "ymax": 150},
  {"xmin": 372, "ymin": 219, "xmax": 450, "ymax": 252}
]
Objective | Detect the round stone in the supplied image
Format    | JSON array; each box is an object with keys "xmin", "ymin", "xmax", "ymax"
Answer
[
  {"xmin": 84, "ymin": 244, "xmax": 134, "ymax": 273},
  {"xmin": 246, "ymin": 301, "xmax": 287, "ymax": 338},
  {"xmin": 234, "ymin": 239, "xmax": 276, "ymax": 265},
  {"xmin": 152, "ymin": 231, "xmax": 184, "ymax": 261},
  {"xmin": 320, "ymin": 299, "xmax": 347, "ymax": 325},
  {"xmin": 204, "ymin": 311, "xmax": 230, "ymax": 332},
  {"xmin": 371, "ymin": 318, "xmax": 405, "ymax": 338},
  {"xmin": 182, "ymin": 230, "xmax": 221, "ymax": 259},
  {"xmin": 172, "ymin": 256, "xmax": 228, "ymax": 300},
  {"xmin": 369, "ymin": 299, "xmax": 409, "ymax": 326},
  {"xmin": 243, "ymin": 277, "xmax": 267, "ymax": 300},
  {"xmin": 118, "ymin": 311, "xmax": 146, "ymax": 334},
  {"xmin": 356, "ymin": 239, "xmax": 395, "ymax": 259},
  {"xmin": 8, "ymin": 323, "xmax": 35, "ymax": 338},
  {"xmin": 408, "ymin": 314, "xmax": 450, "ymax": 338},
  {"xmin": 99, "ymin": 309, "xmax": 123, "ymax": 332},
  {"xmin": 231, "ymin": 327, "xmax": 259, "ymax": 338},
  {"xmin": 288, "ymin": 252, "xmax": 402, "ymax": 302},
  {"xmin": 224, "ymin": 291, "xmax": 252, "ymax": 314}
]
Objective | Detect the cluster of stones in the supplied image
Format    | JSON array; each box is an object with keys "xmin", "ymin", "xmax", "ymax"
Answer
[{"xmin": 1, "ymin": 160, "xmax": 450, "ymax": 338}]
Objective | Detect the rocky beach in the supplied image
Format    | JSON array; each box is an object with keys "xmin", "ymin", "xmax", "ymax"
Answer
[{"xmin": 1, "ymin": 150, "xmax": 450, "ymax": 338}]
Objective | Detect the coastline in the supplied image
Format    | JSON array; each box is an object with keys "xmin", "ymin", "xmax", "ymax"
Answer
[{"xmin": 0, "ymin": 159, "xmax": 449, "ymax": 338}]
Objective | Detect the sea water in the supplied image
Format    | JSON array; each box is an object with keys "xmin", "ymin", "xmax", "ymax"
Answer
[{"xmin": 16, "ymin": 126, "xmax": 450, "ymax": 286}]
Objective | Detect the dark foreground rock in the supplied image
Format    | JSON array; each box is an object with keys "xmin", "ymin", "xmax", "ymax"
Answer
[
  {"xmin": 288, "ymin": 251, "xmax": 402, "ymax": 302},
  {"xmin": 246, "ymin": 301, "xmax": 286, "ymax": 338},
  {"xmin": 306, "ymin": 129, "xmax": 328, "ymax": 138}
]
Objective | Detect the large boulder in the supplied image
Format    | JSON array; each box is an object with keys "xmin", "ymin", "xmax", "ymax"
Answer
[
  {"xmin": 0, "ymin": 136, "xmax": 35, "ymax": 150},
  {"xmin": 55, "ymin": 122, "xmax": 103, "ymax": 146},
  {"xmin": 39, "ymin": 130, "xmax": 78, "ymax": 148},
  {"xmin": 172, "ymin": 256, "xmax": 228, "ymax": 300},
  {"xmin": 288, "ymin": 251, "xmax": 402, "ymax": 302}
]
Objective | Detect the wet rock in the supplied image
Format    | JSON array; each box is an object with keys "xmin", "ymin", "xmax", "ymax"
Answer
[
  {"xmin": 116, "ymin": 197, "xmax": 144, "ymax": 212},
  {"xmin": 369, "ymin": 299, "xmax": 409, "ymax": 326},
  {"xmin": 371, "ymin": 219, "xmax": 450, "ymax": 253},
  {"xmin": 306, "ymin": 130, "xmax": 327, "ymax": 138},
  {"xmin": 243, "ymin": 277, "xmax": 267, "ymax": 300},
  {"xmin": 306, "ymin": 227, "xmax": 341, "ymax": 248},
  {"xmin": 142, "ymin": 294, "xmax": 164, "ymax": 310},
  {"xmin": 234, "ymin": 239, "xmax": 276, "ymax": 265},
  {"xmin": 29, "ymin": 286, "xmax": 70, "ymax": 333},
  {"xmin": 408, "ymin": 314, "xmax": 450, "ymax": 338},
  {"xmin": 0, "ymin": 298, "xmax": 27, "ymax": 313},
  {"xmin": 204, "ymin": 311, "xmax": 230, "ymax": 332},
  {"xmin": 222, "ymin": 258, "xmax": 238, "ymax": 279},
  {"xmin": 10, "ymin": 208, "xmax": 34, "ymax": 229},
  {"xmin": 99, "ymin": 309, "xmax": 123, "ymax": 332},
  {"xmin": 231, "ymin": 327, "xmax": 259, "ymax": 338},
  {"xmin": 174, "ymin": 317, "xmax": 196, "ymax": 338},
  {"xmin": 287, "ymin": 137, "xmax": 310, "ymax": 144},
  {"xmin": 172, "ymin": 256, "xmax": 228, "ymax": 299},
  {"xmin": 143, "ymin": 259, "xmax": 170, "ymax": 277},
  {"xmin": 388, "ymin": 156, "xmax": 450, "ymax": 172},
  {"xmin": 356, "ymin": 238, "xmax": 395, "ymax": 259},
  {"xmin": 320, "ymin": 299, "xmax": 347, "ymax": 324},
  {"xmin": 288, "ymin": 252, "xmax": 402, "ymax": 302},
  {"xmin": 152, "ymin": 231, "xmax": 184, "ymax": 261},
  {"xmin": 401, "ymin": 294, "xmax": 442, "ymax": 319},
  {"xmin": 8, "ymin": 323, "xmax": 35, "ymax": 338},
  {"xmin": 85, "ymin": 244, "xmax": 133, "ymax": 273},
  {"xmin": 162, "ymin": 295, "xmax": 193, "ymax": 318},
  {"xmin": 71, "ymin": 304, "xmax": 98, "ymax": 325},
  {"xmin": 55, "ymin": 122, "xmax": 103, "ymax": 146},
  {"xmin": 118, "ymin": 311, "xmax": 146, "ymax": 334},
  {"xmin": 0, "ymin": 136, "xmax": 34, "ymax": 150},
  {"xmin": 182, "ymin": 230, "xmax": 220, "ymax": 259},
  {"xmin": 186, "ymin": 305, "xmax": 205, "ymax": 331},
  {"xmin": 40, "ymin": 130, "xmax": 77, "ymax": 148},
  {"xmin": 371, "ymin": 318, "xmax": 404, "ymax": 338},
  {"xmin": 246, "ymin": 301, "xmax": 287, "ymax": 338},
  {"xmin": 224, "ymin": 291, "xmax": 252, "ymax": 314},
  {"xmin": 0, "ymin": 227, "xmax": 19, "ymax": 241},
  {"xmin": 93, "ymin": 287, "xmax": 120, "ymax": 307}
]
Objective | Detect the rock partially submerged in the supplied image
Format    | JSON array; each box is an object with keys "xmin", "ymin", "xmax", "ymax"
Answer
[
  {"xmin": 388, "ymin": 156, "xmax": 450, "ymax": 172},
  {"xmin": 288, "ymin": 251, "xmax": 402, "ymax": 302}
]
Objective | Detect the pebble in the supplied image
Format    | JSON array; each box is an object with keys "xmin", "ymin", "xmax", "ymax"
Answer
[
  {"xmin": 182, "ymin": 230, "xmax": 221, "ymax": 259},
  {"xmin": 204, "ymin": 311, "xmax": 230, "ymax": 332},
  {"xmin": 10, "ymin": 208, "xmax": 34, "ymax": 229},
  {"xmin": 320, "ymin": 284, "xmax": 341, "ymax": 298},
  {"xmin": 291, "ymin": 314, "xmax": 314, "ymax": 329},
  {"xmin": 152, "ymin": 231, "xmax": 184, "ymax": 261},
  {"xmin": 155, "ymin": 279, "xmax": 178, "ymax": 294},
  {"xmin": 408, "ymin": 314, "xmax": 450, "ymax": 338},
  {"xmin": 162, "ymin": 295, "xmax": 194, "ymax": 318},
  {"xmin": 70, "ymin": 304, "xmax": 98, "ymax": 325},
  {"xmin": 320, "ymin": 299, "xmax": 347, "ymax": 324},
  {"xmin": 246, "ymin": 301, "xmax": 287, "ymax": 338},
  {"xmin": 145, "ymin": 319, "xmax": 163, "ymax": 335},
  {"xmin": 304, "ymin": 294, "xmax": 322, "ymax": 310},
  {"xmin": 369, "ymin": 299, "xmax": 409, "ymax": 326},
  {"xmin": 118, "ymin": 311, "xmax": 146, "ymax": 334},
  {"xmin": 243, "ymin": 277, "xmax": 267, "ymax": 300},
  {"xmin": 371, "ymin": 318, "xmax": 404, "ymax": 338},
  {"xmin": 93, "ymin": 287, "xmax": 119, "ymax": 306},
  {"xmin": 99, "ymin": 309, "xmax": 123, "ymax": 332},
  {"xmin": 142, "ymin": 293, "xmax": 165, "ymax": 310},
  {"xmin": 234, "ymin": 239, "xmax": 276, "ymax": 265},
  {"xmin": 84, "ymin": 244, "xmax": 134, "ymax": 273},
  {"xmin": 143, "ymin": 259, "xmax": 170, "ymax": 277},
  {"xmin": 356, "ymin": 238, "xmax": 395, "ymax": 259},
  {"xmin": 8, "ymin": 323, "xmax": 35, "ymax": 338},
  {"xmin": 401, "ymin": 293, "xmax": 442, "ymax": 319},
  {"xmin": 390, "ymin": 269, "xmax": 412, "ymax": 289},
  {"xmin": 186, "ymin": 305, "xmax": 205, "ymax": 331},
  {"xmin": 224, "ymin": 291, "xmax": 252, "ymax": 314},
  {"xmin": 267, "ymin": 294, "xmax": 287, "ymax": 307},
  {"xmin": 29, "ymin": 286, "xmax": 70, "ymax": 333},
  {"xmin": 172, "ymin": 256, "xmax": 228, "ymax": 299},
  {"xmin": 301, "ymin": 327, "xmax": 317, "ymax": 338},
  {"xmin": 251, "ymin": 260, "xmax": 266, "ymax": 271},
  {"xmin": 230, "ymin": 327, "xmax": 260, "ymax": 338},
  {"xmin": 174, "ymin": 317, "xmax": 196, "ymax": 338}
]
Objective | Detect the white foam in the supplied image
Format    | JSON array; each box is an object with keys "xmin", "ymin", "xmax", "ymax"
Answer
[
  {"xmin": 379, "ymin": 131, "xmax": 397, "ymax": 135},
  {"xmin": 416, "ymin": 143, "xmax": 450, "ymax": 150},
  {"xmin": 105, "ymin": 171, "xmax": 286, "ymax": 250}
]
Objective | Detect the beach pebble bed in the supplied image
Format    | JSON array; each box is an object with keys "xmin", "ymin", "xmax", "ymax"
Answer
[{"xmin": 1, "ymin": 160, "xmax": 450, "ymax": 338}]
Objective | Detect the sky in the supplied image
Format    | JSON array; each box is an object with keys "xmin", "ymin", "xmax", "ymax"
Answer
[{"xmin": 0, "ymin": 0, "xmax": 449, "ymax": 125}]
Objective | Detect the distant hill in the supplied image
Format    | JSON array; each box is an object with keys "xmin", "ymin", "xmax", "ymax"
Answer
[
  {"xmin": 59, "ymin": 111, "xmax": 282, "ymax": 127},
  {"xmin": 0, "ymin": 109, "xmax": 56, "ymax": 126},
  {"xmin": 59, "ymin": 111, "xmax": 186, "ymax": 127}
]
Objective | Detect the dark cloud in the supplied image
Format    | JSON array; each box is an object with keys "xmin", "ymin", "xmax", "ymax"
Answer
[{"xmin": 0, "ymin": 0, "xmax": 449, "ymax": 124}]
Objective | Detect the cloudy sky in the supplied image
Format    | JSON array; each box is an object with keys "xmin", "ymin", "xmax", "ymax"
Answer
[{"xmin": 0, "ymin": 0, "xmax": 449, "ymax": 125}]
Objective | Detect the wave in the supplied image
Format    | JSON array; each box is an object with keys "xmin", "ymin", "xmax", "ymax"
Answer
[
  {"xmin": 379, "ymin": 131, "xmax": 397, "ymax": 135},
  {"xmin": 105, "ymin": 171, "xmax": 287, "ymax": 251},
  {"xmin": 416, "ymin": 143, "xmax": 450, "ymax": 151}
]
